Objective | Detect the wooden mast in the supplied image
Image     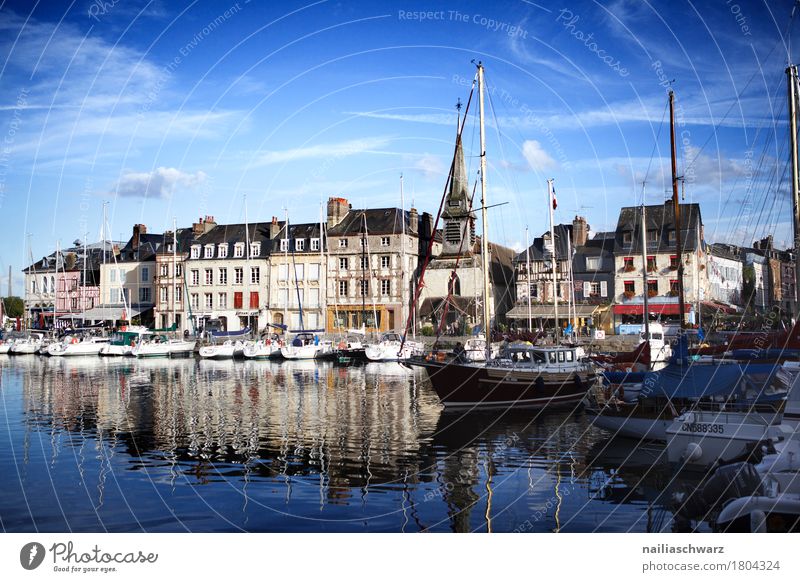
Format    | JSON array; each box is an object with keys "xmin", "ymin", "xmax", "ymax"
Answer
[
  {"xmin": 477, "ymin": 62, "xmax": 491, "ymax": 359},
  {"xmin": 669, "ymin": 90, "xmax": 686, "ymax": 329},
  {"xmin": 787, "ymin": 65, "xmax": 800, "ymax": 320}
]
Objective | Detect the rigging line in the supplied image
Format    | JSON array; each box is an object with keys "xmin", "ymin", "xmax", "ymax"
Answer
[
  {"xmin": 717, "ymin": 71, "xmax": 785, "ymax": 239},
  {"xmin": 434, "ymin": 176, "xmax": 480, "ymax": 340},
  {"xmin": 484, "ymin": 76, "xmax": 522, "ymax": 300},
  {"xmin": 399, "ymin": 78, "xmax": 476, "ymax": 351},
  {"xmin": 684, "ymin": 36, "xmax": 786, "ymax": 174},
  {"xmin": 641, "ymin": 99, "xmax": 670, "ymax": 206}
]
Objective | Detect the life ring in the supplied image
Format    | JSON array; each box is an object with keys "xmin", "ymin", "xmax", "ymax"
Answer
[
  {"xmin": 71, "ymin": 337, "xmax": 79, "ymax": 344},
  {"xmin": 131, "ymin": 340, "xmax": 136, "ymax": 348}
]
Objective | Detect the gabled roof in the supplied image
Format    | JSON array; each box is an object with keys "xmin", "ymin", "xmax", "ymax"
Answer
[
  {"xmin": 328, "ymin": 207, "xmax": 429, "ymax": 238},
  {"xmin": 23, "ymin": 241, "xmax": 121, "ymax": 274},
  {"xmin": 614, "ymin": 202, "xmax": 702, "ymax": 254},
  {"xmin": 514, "ymin": 223, "xmax": 573, "ymax": 263}
]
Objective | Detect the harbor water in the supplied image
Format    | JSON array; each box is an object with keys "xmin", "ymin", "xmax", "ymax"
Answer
[{"xmin": 0, "ymin": 356, "xmax": 708, "ymax": 533}]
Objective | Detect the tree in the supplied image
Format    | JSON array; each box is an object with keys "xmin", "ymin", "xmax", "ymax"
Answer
[{"xmin": 2, "ymin": 296, "xmax": 24, "ymax": 318}]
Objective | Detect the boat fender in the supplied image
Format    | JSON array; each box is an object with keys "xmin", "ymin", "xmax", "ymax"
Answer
[{"xmin": 684, "ymin": 442, "xmax": 703, "ymax": 463}]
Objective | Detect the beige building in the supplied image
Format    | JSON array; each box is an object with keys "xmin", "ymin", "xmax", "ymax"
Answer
[{"xmin": 325, "ymin": 197, "xmax": 438, "ymax": 333}]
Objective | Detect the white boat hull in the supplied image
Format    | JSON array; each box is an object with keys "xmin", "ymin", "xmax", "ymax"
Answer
[
  {"xmin": 199, "ymin": 341, "xmax": 244, "ymax": 360},
  {"xmin": 133, "ymin": 340, "xmax": 196, "ymax": 358},
  {"xmin": 280, "ymin": 344, "xmax": 321, "ymax": 360},
  {"xmin": 0, "ymin": 343, "xmax": 11, "ymax": 354},
  {"xmin": 10, "ymin": 342, "xmax": 41, "ymax": 354},
  {"xmin": 588, "ymin": 409, "xmax": 673, "ymax": 441},
  {"xmin": 47, "ymin": 341, "xmax": 107, "ymax": 357},
  {"xmin": 665, "ymin": 410, "xmax": 789, "ymax": 469},
  {"xmin": 243, "ymin": 342, "xmax": 282, "ymax": 359},
  {"xmin": 99, "ymin": 344, "xmax": 133, "ymax": 357}
]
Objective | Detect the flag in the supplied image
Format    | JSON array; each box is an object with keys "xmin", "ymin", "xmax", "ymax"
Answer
[{"xmin": 552, "ymin": 186, "xmax": 558, "ymax": 210}]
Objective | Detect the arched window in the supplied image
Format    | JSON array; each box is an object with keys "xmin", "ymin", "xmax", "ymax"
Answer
[
  {"xmin": 449, "ymin": 275, "xmax": 461, "ymax": 296},
  {"xmin": 42, "ymin": 276, "xmax": 48, "ymax": 293},
  {"xmin": 51, "ymin": 276, "xmax": 56, "ymax": 293}
]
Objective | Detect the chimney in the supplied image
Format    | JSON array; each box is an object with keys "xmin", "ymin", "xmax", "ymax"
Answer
[
  {"xmin": 269, "ymin": 216, "xmax": 281, "ymax": 239},
  {"xmin": 422, "ymin": 212, "xmax": 434, "ymax": 239},
  {"xmin": 409, "ymin": 207, "xmax": 419, "ymax": 235},
  {"xmin": 132, "ymin": 224, "xmax": 147, "ymax": 251},
  {"xmin": 327, "ymin": 196, "xmax": 350, "ymax": 229},
  {"xmin": 572, "ymin": 215, "xmax": 588, "ymax": 247}
]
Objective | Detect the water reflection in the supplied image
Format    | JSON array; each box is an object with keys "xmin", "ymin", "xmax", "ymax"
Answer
[{"xmin": 0, "ymin": 356, "xmax": 708, "ymax": 532}]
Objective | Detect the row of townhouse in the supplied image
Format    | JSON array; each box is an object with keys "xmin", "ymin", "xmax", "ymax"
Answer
[
  {"xmin": 22, "ymin": 196, "xmax": 796, "ymax": 334},
  {"xmin": 509, "ymin": 202, "xmax": 797, "ymax": 332},
  {"xmin": 24, "ymin": 197, "xmax": 440, "ymax": 335}
]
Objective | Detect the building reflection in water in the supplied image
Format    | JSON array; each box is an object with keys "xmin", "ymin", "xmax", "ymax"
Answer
[{"xmin": 0, "ymin": 356, "xmax": 701, "ymax": 532}]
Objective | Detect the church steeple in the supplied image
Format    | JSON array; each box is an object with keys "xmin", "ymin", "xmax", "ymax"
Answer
[{"xmin": 441, "ymin": 123, "xmax": 476, "ymax": 256}]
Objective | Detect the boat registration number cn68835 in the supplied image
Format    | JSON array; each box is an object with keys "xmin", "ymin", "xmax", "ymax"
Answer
[{"xmin": 680, "ymin": 422, "xmax": 725, "ymax": 434}]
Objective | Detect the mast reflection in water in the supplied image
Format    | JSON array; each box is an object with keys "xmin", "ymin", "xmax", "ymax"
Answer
[{"xmin": 0, "ymin": 357, "xmax": 707, "ymax": 532}]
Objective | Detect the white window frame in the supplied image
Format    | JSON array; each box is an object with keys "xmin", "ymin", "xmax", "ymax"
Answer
[
  {"xmin": 310, "ymin": 238, "xmax": 320, "ymax": 251},
  {"xmin": 204, "ymin": 245, "xmax": 214, "ymax": 259},
  {"xmin": 191, "ymin": 246, "xmax": 201, "ymax": 259},
  {"xmin": 380, "ymin": 256, "xmax": 390, "ymax": 269},
  {"xmin": 338, "ymin": 239, "xmax": 347, "ymax": 248},
  {"xmin": 280, "ymin": 239, "xmax": 289, "ymax": 252},
  {"xmin": 233, "ymin": 243, "xmax": 245, "ymax": 258},
  {"xmin": 250, "ymin": 242, "xmax": 261, "ymax": 257},
  {"xmin": 381, "ymin": 279, "xmax": 390, "ymax": 296},
  {"xmin": 381, "ymin": 236, "xmax": 390, "ymax": 247},
  {"xmin": 219, "ymin": 267, "xmax": 228, "ymax": 285},
  {"xmin": 205, "ymin": 269, "xmax": 213, "ymax": 285},
  {"xmin": 295, "ymin": 239, "xmax": 305, "ymax": 251},
  {"xmin": 218, "ymin": 244, "xmax": 228, "ymax": 259},
  {"xmin": 251, "ymin": 266, "xmax": 260, "ymax": 285}
]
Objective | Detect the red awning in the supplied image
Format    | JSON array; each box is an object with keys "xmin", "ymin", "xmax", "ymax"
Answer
[{"xmin": 613, "ymin": 303, "xmax": 691, "ymax": 316}]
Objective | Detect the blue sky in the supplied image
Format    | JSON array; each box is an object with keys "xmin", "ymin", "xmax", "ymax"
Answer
[{"xmin": 0, "ymin": 0, "xmax": 796, "ymax": 293}]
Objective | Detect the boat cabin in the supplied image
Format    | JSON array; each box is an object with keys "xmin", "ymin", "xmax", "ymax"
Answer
[{"xmin": 501, "ymin": 344, "xmax": 582, "ymax": 367}]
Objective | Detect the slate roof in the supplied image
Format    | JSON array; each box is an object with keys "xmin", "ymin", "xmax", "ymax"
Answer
[
  {"xmin": 117, "ymin": 232, "xmax": 164, "ymax": 262},
  {"xmin": 328, "ymin": 207, "xmax": 433, "ymax": 239},
  {"xmin": 710, "ymin": 243, "xmax": 742, "ymax": 262},
  {"xmin": 614, "ymin": 202, "xmax": 702, "ymax": 254},
  {"xmin": 514, "ymin": 223, "xmax": 574, "ymax": 263},
  {"xmin": 23, "ymin": 241, "xmax": 120, "ymax": 276}
]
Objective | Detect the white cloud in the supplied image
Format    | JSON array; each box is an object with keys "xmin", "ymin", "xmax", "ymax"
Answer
[
  {"xmin": 112, "ymin": 167, "xmax": 207, "ymax": 199},
  {"xmin": 255, "ymin": 137, "xmax": 393, "ymax": 166},
  {"xmin": 522, "ymin": 140, "xmax": 557, "ymax": 170},
  {"xmin": 414, "ymin": 154, "xmax": 445, "ymax": 178}
]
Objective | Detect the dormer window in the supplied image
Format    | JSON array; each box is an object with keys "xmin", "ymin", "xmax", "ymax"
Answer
[
  {"xmin": 295, "ymin": 239, "xmax": 305, "ymax": 252},
  {"xmin": 218, "ymin": 244, "xmax": 228, "ymax": 258},
  {"xmin": 339, "ymin": 239, "xmax": 348, "ymax": 248},
  {"xmin": 204, "ymin": 244, "xmax": 214, "ymax": 259},
  {"xmin": 250, "ymin": 242, "xmax": 261, "ymax": 257},
  {"xmin": 360, "ymin": 237, "xmax": 367, "ymax": 248},
  {"xmin": 623, "ymin": 232, "xmax": 633, "ymax": 244},
  {"xmin": 280, "ymin": 239, "xmax": 289, "ymax": 252},
  {"xmin": 233, "ymin": 243, "xmax": 245, "ymax": 258},
  {"xmin": 310, "ymin": 238, "xmax": 320, "ymax": 251},
  {"xmin": 668, "ymin": 230, "xmax": 676, "ymax": 243},
  {"xmin": 191, "ymin": 245, "xmax": 201, "ymax": 259},
  {"xmin": 381, "ymin": 236, "xmax": 390, "ymax": 246}
]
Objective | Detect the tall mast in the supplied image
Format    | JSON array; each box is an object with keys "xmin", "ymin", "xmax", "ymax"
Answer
[
  {"xmin": 548, "ymin": 178, "xmax": 559, "ymax": 339},
  {"xmin": 477, "ymin": 62, "xmax": 491, "ymax": 358},
  {"xmin": 640, "ymin": 203, "xmax": 650, "ymax": 338},
  {"xmin": 669, "ymin": 90, "xmax": 687, "ymax": 329},
  {"xmin": 319, "ymin": 202, "xmax": 326, "ymax": 331},
  {"xmin": 82, "ymin": 231, "xmax": 87, "ymax": 322},
  {"xmin": 172, "ymin": 217, "xmax": 177, "ymax": 330},
  {"xmin": 526, "ymin": 227, "xmax": 532, "ymax": 331},
  {"xmin": 787, "ymin": 64, "xmax": 800, "ymax": 320},
  {"xmin": 283, "ymin": 207, "xmax": 289, "ymax": 330},
  {"xmin": 400, "ymin": 173, "xmax": 407, "ymax": 333}
]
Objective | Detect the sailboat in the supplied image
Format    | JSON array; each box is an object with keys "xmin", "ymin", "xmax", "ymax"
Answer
[{"xmin": 419, "ymin": 63, "xmax": 595, "ymax": 409}]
